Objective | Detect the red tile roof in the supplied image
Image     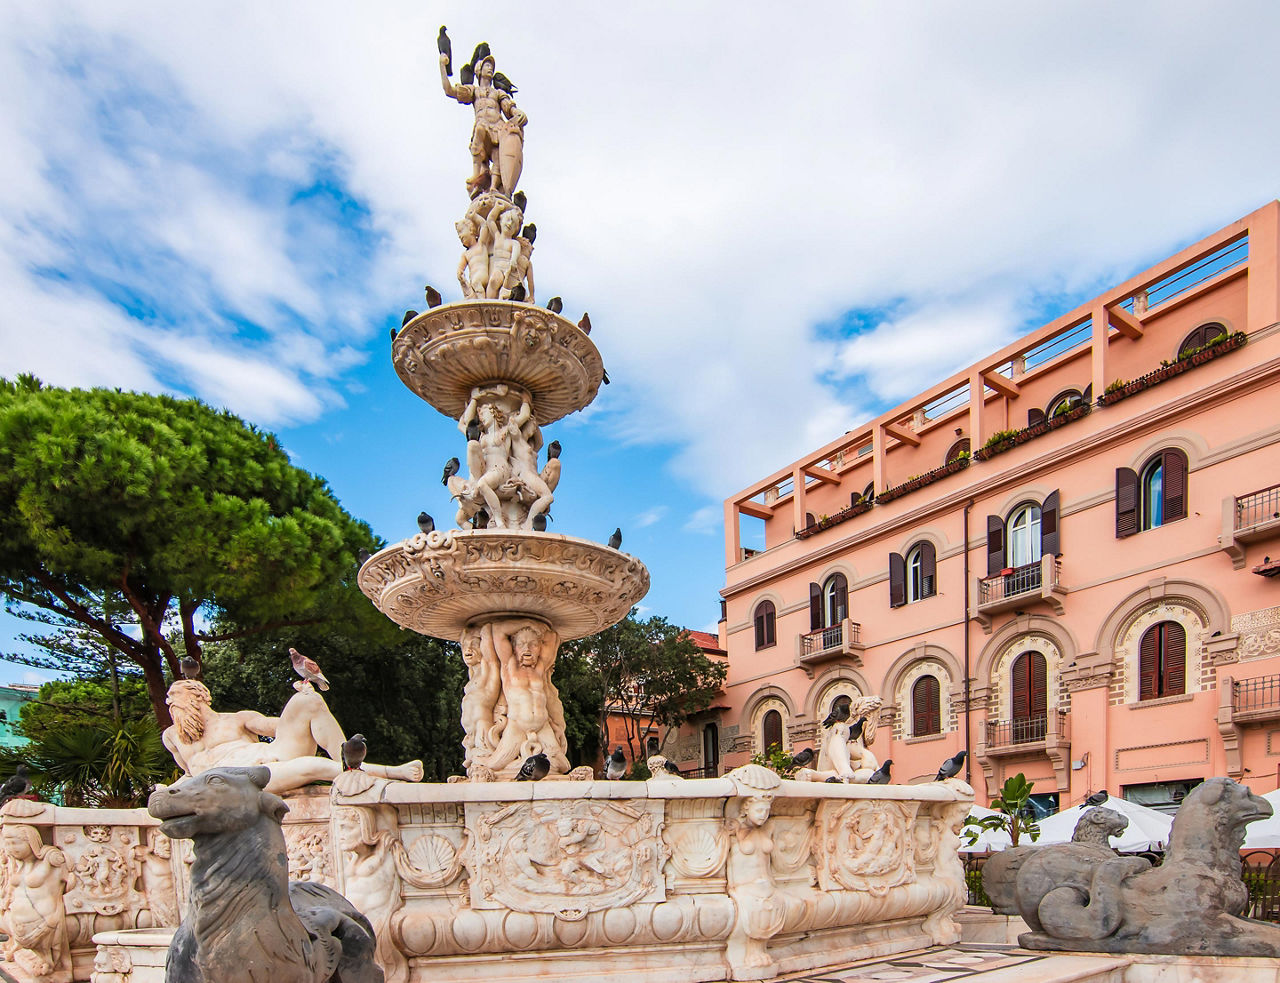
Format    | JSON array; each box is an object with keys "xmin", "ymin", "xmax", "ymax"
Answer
[{"xmin": 684, "ymin": 629, "xmax": 726, "ymax": 654}]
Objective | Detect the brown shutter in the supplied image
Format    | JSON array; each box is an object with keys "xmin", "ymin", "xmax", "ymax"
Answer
[
  {"xmin": 889, "ymin": 552, "xmax": 906, "ymax": 608},
  {"xmin": 765, "ymin": 603, "xmax": 776, "ymax": 647},
  {"xmin": 913, "ymin": 676, "xmax": 940, "ymax": 735},
  {"xmin": 1028, "ymin": 407, "xmax": 1046, "ymax": 427},
  {"xmin": 754, "ymin": 606, "xmax": 766, "ymax": 649},
  {"xmin": 1116, "ymin": 467, "xmax": 1139, "ymax": 538},
  {"xmin": 987, "ymin": 515, "xmax": 1006, "ymax": 576},
  {"xmin": 1030, "ymin": 652, "xmax": 1047, "ymax": 718},
  {"xmin": 920, "ymin": 541, "xmax": 937, "ymax": 597},
  {"xmin": 1139, "ymin": 625, "xmax": 1159, "ymax": 700},
  {"xmin": 1162, "ymin": 621, "xmax": 1186, "ymax": 696},
  {"xmin": 1162, "ymin": 450, "xmax": 1187, "ymax": 522},
  {"xmin": 805, "ymin": 512, "xmax": 816, "ymax": 529},
  {"xmin": 1083, "ymin": 383, "xmax": 1093, "ymax": 404},
  {"xmin": 851, "ymin": 490, "xmax": 861, "ymax": 507},
  {"xmin": 762, "ymin": 710, "xmax": 783, "ymax": 752},
  {"xmin": 809, "ymin": 582, "xmax": 822, "ymax": 631},
  {"xmin": 1041, "ymin": 489, "xmax": 1061, "ymax": 557},
  {"xmin": 1011, "ymin": 653, "xmax": 1031, "ymax": 721},
  {"xmin": 831, "ymin": 574, "xmax": 848, "ymax": 621}
]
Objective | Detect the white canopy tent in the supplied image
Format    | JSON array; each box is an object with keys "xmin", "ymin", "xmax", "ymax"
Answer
[
  {"xmin": 1032, "ymin": 796, "xmax": 1173, "ymax": 853},
  {"xmin": 1240, "ymin": 788, "xmax": 1280, "ymax": 849},
  {"xmin": 958, "ymin": 805, "xmax": 1014, "ymax": 853}
]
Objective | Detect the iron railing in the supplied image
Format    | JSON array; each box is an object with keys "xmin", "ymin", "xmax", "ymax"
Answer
[
  {"xmin": 979, "ymin": 558, "xmax": 1059, "ymax": 606},
  {"xmin": 1236, "ymin": 483, "xmax": 1280, "ymax": 532},
  {"xmin": 682, "ymin": 766, "xmax": 718, "ymax": 779},
  {"xmin": 800, "ymin": 619, "xmax": 861, "ymax": 657},
  {"xmin": 1233, "ymin": 674, "xmax": 1280, "ymax": 715},
  {"xmin": 986, "ymin": 714, "xmax": 1049, "ymax": 747}
]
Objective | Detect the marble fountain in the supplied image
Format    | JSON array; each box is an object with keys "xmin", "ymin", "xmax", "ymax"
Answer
[{"xmin": 0, "ymin": 32, "xmax": 973, "ymax": 983}]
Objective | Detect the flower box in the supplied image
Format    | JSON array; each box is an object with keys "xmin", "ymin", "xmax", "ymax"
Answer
[
  {"xmin": 1098, "ymin": 332, "xmax": 1246, "ymax": 407},
  {"xmin": 974, "ymin": 403, "xmax": 1091, "ymax": 461},
  {"xmin": 794, "ymin": 498, "xmax": 874, "ymax": 540},
  {"xmin": 875, "ymin": 455, "xmax": 971, "ymax": 505}
]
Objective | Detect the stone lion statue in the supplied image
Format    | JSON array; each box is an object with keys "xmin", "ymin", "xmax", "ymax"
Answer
[
  {"xmin": 1015, "ymin": 778, "xmax": 1280, "ymax": 955},
  {"xmin": 148, "ymin": 767, "xmax": 384, "ymax": 983},
  {"xmin": 983, "ymin": 806, "xmax": 1128, "ymax": 916}
]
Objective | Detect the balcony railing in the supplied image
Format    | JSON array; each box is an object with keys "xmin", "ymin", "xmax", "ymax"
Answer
[
  {"xmin": 682, "ymin": 766, "xmax": 718, "ymax": 779},
  {"xmin": 1236, "ymin": 484, "xmax": 1280, "ymax": 532},
  {"xmin": 1233, "ymin": 675, "xmax": 1280, "ymax": 717},
  {"xmin": 979, "ymin": 557, "xmax": 1060, "ymax": 606},
  {"xmin": 801, "ymin": 620, "xmax": 861, "ymax": 658},
  {"xmin": 986, "ymin": 714, "xmax": 1048, "ymax": 748}
]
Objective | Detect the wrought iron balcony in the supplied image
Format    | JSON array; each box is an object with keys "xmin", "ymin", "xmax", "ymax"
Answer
[
  {"xmin": 1220, "ymin": 482, "xmax": 1280, "ymax": 569},
  {"xmin": 974, "ymin": 555, "xmax": 1065, "ymax": 628},
  {"xmin": 797, "ymin": 617, "xmax": 864, "ymax": 670},
  {"xmin": 1231, "ymin": 674, "xmax": 1280, "ymax": 723},
  {"xmin": 982, "ymin": 709, "xmax": 1069, "ymax": 755},
  {"xmin": 682, "ymin": 765, "xmax": 718, "ymax": 779}
]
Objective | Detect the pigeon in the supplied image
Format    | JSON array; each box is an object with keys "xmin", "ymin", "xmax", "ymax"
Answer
[
  {"xmin": 424, "ymin": 285, "xmax": 443, "ymax": 308},
  {"xmin": 605, "ymin": 746, "xmax": 626, "ymax": 780},
  {"xmin": 357, "ymin": 547, "xmax": 372, "ymax": 565},
  {"xmin": 341, "ymin": 734, "xmax": 367, "ymax": 771},
  {"xmin": 601, "ymin": 369, "xmax": 611, "ymax": 385},
  {"xmin": 460, "ymin": 62, "xmax": 474, "ymax": 85},
  {"xmin": 0, "ymin": 765, "xmax": 32, "ymax": 802},
  {"xmin": 546, "ymin": 296, "xmax": 563, "ymax": 314},
  {"xmin": 546, "ymin": 440, "xmax": 561, "ymax": 459},
  {"xmin": 470, "ymin": 42, "xmax": 491, "ymax": 69},
  {"xmin": 789, "ymin": 748, "xmax": 815, "ymax": 769},
  {"xmin": 822, "ymin": 701, "xmax": 851, "ymax": 729},
  {"xmin": 607, "ymin": 527, "xmax": 622, "ymax": 550},
  {"xmin": 578, "ymin": 312, "xmax": 592, "ymax": 335},
  {"xmin": 509, "ymin": 284, "xmax": 526, "ymax": 302},
  {"xmin": 868, "ymin": 760, "xmax": 893, "ymax": 785},
  {"xmin": 662, "ymin": 759, "xmax": 681, "ymax": 775},
  {"xmin": 466, "ymin": 419, "xmax": 482, "ymax": 442},
  {"xmin": 1086, "ymin": 789, "xmax": 1109, "ymax": 807},
  {"xmin": 934, "ymin": 750, "xmax": 967, "ymax": 782},
  {"xmin": 389, "ymin": 327, "xmax": 398, "ymax": 342},
  {"xmin": 402, "ymin": 309, "xmax": 417, "ymax": 326},
  {"xmin": 492, "ymin": 72, "xmax": 517, "ymax": 95},
  {"xmin": 472, "ymin": 509, "xmax": 490, "ymax": 529},
  {"xmin": 441, "ymin": 457, "xmax": 460, "ymax": 485},
  {"xmin": 179, "ymin": 656, "xmax": 200, "ymax": 680},
  {"xmin": 824, "ymin": 776, "xmax": 844, "ymax": 783},
  {"xmin": 417, "ymin": 512, "xmax": 435, "ymax": 535},
  {"xmin": 289, "ymin": 647, "xmax": 331, "ymax": 691},
  {"xmin": 513, "ymin": 191, "xmax": 527, "ymax": 213},
  {"xmin": 437, "ymin": 26, "xmax": 452, "ymax": 75},
  {"xmin": 515, "ymin": 752, "xmax": 550, "ymax": 782},
  {"xmin": 531, "ymin": 512, "xmax": 548, "ymax": 532},
  {"xmin": 848, "ymin": 716, "xmax": 868, "ymax": 742},
  {"xmin": 521, "ymin": 222, "xmax": 537, "ymax": 244}
]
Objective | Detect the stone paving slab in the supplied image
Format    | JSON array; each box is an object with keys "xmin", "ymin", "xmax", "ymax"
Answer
[{"xmin": 764, "ymin": 944, "xmax": 1129, "ymax": 983}]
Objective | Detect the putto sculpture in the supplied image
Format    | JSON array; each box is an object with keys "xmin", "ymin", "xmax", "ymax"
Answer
[{"xmin": 1014, "ymin": 778, "xmax": 1280, "ymax": 956}]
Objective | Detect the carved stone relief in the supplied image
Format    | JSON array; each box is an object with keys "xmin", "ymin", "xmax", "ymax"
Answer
[
  {"xmin": 815, "ymin": 799, "xmax": 918, "ymax": 896},
  {"xmin": 61, "ymin": 824, "xmax": 142, "ymax": 919}
]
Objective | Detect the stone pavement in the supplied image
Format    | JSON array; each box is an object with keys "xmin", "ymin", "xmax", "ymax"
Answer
[{"xmin": 760, "ymin": 944, "xmax": 1129, "ymax": 983}]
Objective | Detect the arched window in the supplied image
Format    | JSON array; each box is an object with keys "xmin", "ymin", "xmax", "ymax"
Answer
[
  {"xmin": 912, "ymin": 675, "xmax": 941, "ymax": 736},
  {"xmin": 1007, "ymin": 503, "xmax": 1042, "ymax": 568},
  {"xmin": 1047, "ymin": 389, "xmax": 1083, "ymax": 418},
  {"xmin": 805, "ymin": 512, "xmax": 816, "ymax": 530},
  {"xmin": 1117, "ymin": 449, "xmax": 1188, "ymax": 536},
  {"xmin": 810, "ymin": 573, "xmax": 848, "ymax": 630},
  {"xmin": 946, "ymin": 438, "xmax": 970, "ymax": 464},
  {"xmin": 761, "ymin": 709, "xmax": 784, "ymax": 753},
  {"xmin": 1010, "ymin": 650, "xmax": 1047, "ymax": 742},
  {"xmin": 1139, "ymin": 621, "xmax": 1186, "ymax": 700},
  {"xmin": 703, "ymin": 724, "xmax": 720, "ymax": 776},
  {"xmin": 907, "ymin": 543, "xmax": 936, "ymax": 602},
  {"xmin": 1178, "ymin": 322, "xmax": 1227, "ymax": 358},
  {"xmin": 863, "ymin": 482, "xmax": 875, "ymax": 503},
  {"xmin": 753, "ymin": 600, "xmax": 777, "ymax": 650}
]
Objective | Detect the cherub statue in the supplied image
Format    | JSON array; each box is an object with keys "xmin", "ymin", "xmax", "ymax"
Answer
[{"xmin": 455, "ymin": 214, "xmax": 491, "ymax": 299}]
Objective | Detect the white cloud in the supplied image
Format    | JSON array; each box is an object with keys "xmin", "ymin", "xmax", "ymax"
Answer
[
  {"xmin": 683, "ymin": 506, "xmax": 722, "ymax": 537},
  {"xmin": 634, "ymin": 506, "xmax": 667, "ymax": 529}
]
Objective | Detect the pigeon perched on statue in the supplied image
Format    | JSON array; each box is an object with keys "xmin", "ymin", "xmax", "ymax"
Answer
[
  {"xmin": 601, "ymin": 368, "xmax": 611, "ymax": 385},
  {"xmin": 357, "ymin": 548, "xmax": 371, "ymax": 566},
  {"xmin": 492, "ymin": 72, "xmax": 517, "ymax": 95},
  {"xmin": 509, "ymin": 283, "xmax": 526, "ymax": 302},
  {"xmin": 578, "ymin": 312, "xmax": 592, "ymax": 335},
  {"xmin": 825, "ymin": 776, "xmax": 843, "ymax": 783},
  {"xmin": 424, "ymin": 285, "xmax": 443, "ymax": 308},
  {"xmin": 934, "ymin": 750, "xmax": 967, "ymax": 781},
  {"xmin": 607, "ymin": 527, "xmax": 622, "ymax": 550},
  {"xmin": 546, "ymin": 296, "xmax": 563, "ymax": 314},
  {"xmin": 389, "ymin": 327, "xmax": 397, "ymax": 342},
  {"xmin": 288, "ymin": 648, "xmax": 331, "ymax": 691},
  {"xmin": 848, "ymin": 716, "xmax": 868, "ymax": 742},
  {"xmin": 180, "ymin": 656, "xmax": 201, "ymax": 680},
  {"xmin": 789, "ymin": 748, "xmax": 815, "ymax": 769},
  {"xmin": 437, "ymin": 26, "xmax": 452, "ymax": 76},
  {"xmin": 515, "ymin": 753, "xmax": 550, "ymax": 782},
  {"xmin": 605, "ymin": 746, "xmax": 626, "ymax": 780},
  {"xmin": 822, "ymin": 701, "xmax": 850, "ymax": 729},
  {"xmin": 531, "ymin": 513, "xmax": 549, "ymax": 532},
  {"xmin": 0, "ymin": 764, "xmax": 33, "ymax": 803},
  {"xmin": 513, "ymin": 191, "xmax": 527, "ymax": 213},
  {"xmin": 417, "ymin": 512, "xmax": 435, "ymax": 535},
  {"xmin": 442, "ymin": 457, "xmax": 460, "ymax": 486},
  {"xmin": 460, "ymin": 62, "xmax": 474, "ymax": 85},
  {"xmin": 662, "ymin": 759, "xmax": 681, "ymax": 775},
  {"xmin": 521, "ymin": 222, "xmax": 536, "ymax": 244},
  {"xmin": 341, "ymin": 734, "xmax": 367, "ymax": 771},
  {"xmin": 868, "ymin": 759, "xmax": 893, "ymax": 784}
]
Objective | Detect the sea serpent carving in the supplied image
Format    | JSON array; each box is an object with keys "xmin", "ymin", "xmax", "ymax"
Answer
[
  {"xmin": 1015, "ymin": 778, "xmax": 1280, "ymax": 955},
  {"xmin": 148, "ymin": 767, "xmax": 384, "ymax": 983}
]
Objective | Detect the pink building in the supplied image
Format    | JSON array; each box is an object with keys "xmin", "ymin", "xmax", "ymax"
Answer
[{"xmin": 713, "ymin": 201, "xmax": 1280, "ymax": 813}]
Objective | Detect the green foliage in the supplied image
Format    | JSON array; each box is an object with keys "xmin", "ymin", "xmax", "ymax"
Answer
[
  {"xmin": 627, "ymin": 758, "xmax": 652, "ymax": 781},
  {"xmin": 1105, "ymin": 379, "xmax": 1127, "ymax": 394},
  {"xmin": 1178, "ymin": 331, "xmax": 1232, "ymax": 361},
  {"xmin": 551, "ymin": 644, "xmax": 605, "ymax": 768},
  {"xmin": 983, "ymin": 428, "xmax": 1020, "ymax": 449},
  {"xmin": 750, "ymin": 742, "xmax": 796, "ymax": 779},
  {"xmin": 202, "ymin": 618, "xmax": 466, "ymax": 782},
  {"xmin": 0, "ymin": 379, "xmax": 379, "ymax": 725},
  {"xmin": 953, "ymin": 449, "xmax": 971, "ymax": 462},
  {"xmin": 966, "ymin": 866, "xmax": 992, "ymax": 907},
  {"xmin": 962, "ymin": 772, "xmax": 1041, "ymax": 848},
  {"xmin": 559, "ymin": 611, "xmax": 728, "ymax": 766},
  {"xmin": 16, "ymin": 677, "xmax": 152, "ymax": 742}
]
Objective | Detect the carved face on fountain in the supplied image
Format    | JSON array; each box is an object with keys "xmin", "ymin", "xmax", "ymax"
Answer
[
  {"xmin": 461, "ymin": 630, "xmax": 483, "ymax": 667},
  {"xmin": 743, "ymin": 796, "xmax": 773, "ymax": 828},
  {"xmin": 456, "ymin": 219, "xmax": 478, "ymax": 248},
  {"xmin": 514, "ymin": 626, "xmax": 544, "ymax": 667},
  {"xmin": 335, "ymin": 808, "xmax": 365, "ymax": 853},
  {"xmin": 499, "ymin": 209, "xmax": 522, "ymax": 236},
  {"xmin": 1, "ymin": 823, "xmax": 37, "ymax": 861}
]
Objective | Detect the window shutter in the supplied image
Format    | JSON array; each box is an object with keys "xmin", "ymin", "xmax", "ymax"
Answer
[
  {"xmin": 913, "ymin": 676, "xmax": 940, "ymax": 736},
  {"xmin": 809, "ymin": 582, "xmax": 822, "ymax": 631},
  {"xmin": 765, "ymin": 604, "xmax": 776, "ymax": 647},
  {"xmin": 832, "ymin": 574, "xmax": 849, "ymax": 622},
  {"xmin": 1041, "ymin": 489, "xmax": 1061, "ymax": 557},
  {"xmin": 1163, "ymin": 621, "xmax": 1186, "ymax": 696},
  {"xmin": 762, "ymin": 710, "xmax": 783, "ymax": 752},
  {"xmin": 889, "ymin": 552, "xmax": 906, "ymax": 608},
  {"xmin": 1028, "ymin": 407, "xmax": 1046, "ymax": 427},
  {"xmin": 1030, "ymin": 652, "xmax": 1047, "ymax": 718},
  {"xmin": 805, "ymin": 512, "xmax": 816, "ymax": 529},
  {"xmin": 1116, "ymin": 467, "xmax": 1139, "ymax": 538},
  {"xmin": 754, "ymin": 608, "xmax": 765, "ymax": 649},
  {"xmin": 1139, "ymin": 625, "xmax": 1159, "ymax": 700},
  {"xmin": 1083, "ymin": 382, "xmax": 1093, "ymax": 404},
  {"xmin": 920, "ymin": 541, "xmax": 937, "ymax": 597},
  {"xmin": 851, "ymin": 490, "xmax": 861, "ymax": 507},
  {"xmin": 1162, "ymin": 449, "xmax": 1187, "ymax": 522},
  {"xmin": 986, "ymin": 515, "xmax": 1006, "ymax": 576},
  {"xmin": 1011, "ymin": 653, "xmax": 1031, "ymax": 721}
]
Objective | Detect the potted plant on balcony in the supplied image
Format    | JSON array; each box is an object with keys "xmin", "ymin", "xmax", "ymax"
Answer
[
  {"xmin": 1097, "ymin": 331, "xmax": 1247, "ymax": 406},
  {"xmin": 875, "ymin": 454, "xmax": 971, "ymax": 505}
]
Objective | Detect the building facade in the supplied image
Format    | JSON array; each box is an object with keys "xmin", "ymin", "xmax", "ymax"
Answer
[{"xmin": 714, "ymin": 201, "xmax": 1280, "ymax": 812}]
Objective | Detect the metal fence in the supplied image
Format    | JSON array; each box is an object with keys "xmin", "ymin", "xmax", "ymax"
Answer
[
  {"xmin": 1236, "ymin": 483, "xmax": 1280, "ymax": 532},
  {"xmin": 800, "ymin": 620, "xmax": 860, "ymax": 657},
  {"xmin": 979, "ymin": 560, "xmax": 1056, "ymax": 606},
  {"xmin": 986, "ymin": 714, "xmax": 1049, "ymax": 747},
  {"xmin": 1234, "ymin": 675, "xmax": 1280, "ymax": 715}
]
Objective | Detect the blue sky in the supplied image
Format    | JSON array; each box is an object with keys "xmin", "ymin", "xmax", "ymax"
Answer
[{"xmin": 2, "ymin": 2, "xmax": 1280, "ymax": 681}]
